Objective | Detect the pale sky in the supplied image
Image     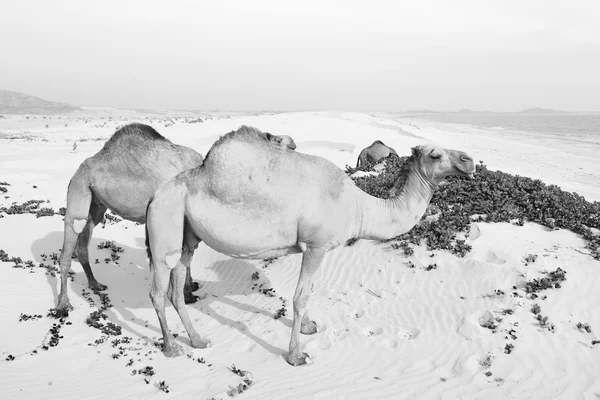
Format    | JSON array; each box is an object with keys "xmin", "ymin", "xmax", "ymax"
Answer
[{"xmin": 1, "ymin": 0, "xmax": 599, "ymax": 111}]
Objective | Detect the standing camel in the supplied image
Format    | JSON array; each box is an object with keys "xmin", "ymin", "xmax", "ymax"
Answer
[
  {"xmin": 356, "ymin": 140, "xmax": 398, "ymax": 168},
  {"xmin": 57, "ymin": 123, "xmax": 296, "ymax": 311},
  {"xmin": 144, "ymin": 126, "xmax": 475, "ymax": 364}
]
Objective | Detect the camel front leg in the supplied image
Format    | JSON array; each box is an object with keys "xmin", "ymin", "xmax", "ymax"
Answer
[{"xmin": 287, "ymin": 245, "xmax": 326, "ymax": 366}]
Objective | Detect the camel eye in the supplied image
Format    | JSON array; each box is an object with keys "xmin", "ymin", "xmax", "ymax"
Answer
[{"xmin": 430, "ymin": 154, "xmax": 442, "ymax": 160}]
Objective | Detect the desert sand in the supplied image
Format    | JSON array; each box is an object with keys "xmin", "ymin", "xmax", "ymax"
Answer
[{"xmin": 1, "ymin": 110, "xmax": 599, "ymax": 399}]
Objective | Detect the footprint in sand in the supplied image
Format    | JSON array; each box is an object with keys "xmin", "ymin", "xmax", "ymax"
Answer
[
  {"xmin": 398, "ymin": 327, "xmax": 421, "ymax": 340},
  {"xmin": 230, "ymin": 341, "xmax": 256, "ymax": 353},
  {"xmin": 361, "ymin": 327, "xmax": 384, "ymax": 337},
  {"xmin": 348, "ymin": 309, "xmax": 366, "ymax": 319},
  {"xmin": 473, "ymin": 309, "xmax": 495, "ymax": 328},
  {"xmin": 381, "ymin": 338, "xmax": 399, "ymax": 348},
  {"xmin": 452, "ymin": 352, "xmax": 486, "ymax": 376},
  {"xmin": 457, "ymin": 309, "xmax": 495, "ymax": 342},
  {"xmin": 483, "ymin": 250, "xmax": 506, "ymax": 264},
  {"xmin": 305, "ymin": 338, "xmax": 332, "ymax": 351}
]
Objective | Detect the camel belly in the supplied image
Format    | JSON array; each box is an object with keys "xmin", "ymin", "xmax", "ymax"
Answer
[
  {"xmin": 187, "ymin": 201, "xmax": 300, "ymax": 260},
  {"xmin": 224, "ymin": 246, "xmax": 301, "ymax": 260}
]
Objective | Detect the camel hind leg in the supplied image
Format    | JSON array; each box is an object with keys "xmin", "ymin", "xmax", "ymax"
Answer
[
  {"xmin": 168, "ymin": 262, "xmax": 210, "ymax": 348},
  {"xmin": 182, "ymin": 220, "xmax": 202, "ymax": 304},
  {"xmin": 57, "ymin": 164, "xmax": 93, "ymax": 311},
  {"xmin": 75, "ymin": 199, "xmax": 108, "ymax": 291}
]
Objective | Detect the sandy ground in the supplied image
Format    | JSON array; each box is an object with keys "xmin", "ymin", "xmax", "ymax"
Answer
[{"xmin": 1, "ymin": 110, "xmax": 599, "ymax": 399}]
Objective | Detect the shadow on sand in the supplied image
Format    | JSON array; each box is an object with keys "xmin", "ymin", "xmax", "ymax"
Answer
[{"xmin": 31, "ymin": 231, "xmax": 290, "ymax": 357}]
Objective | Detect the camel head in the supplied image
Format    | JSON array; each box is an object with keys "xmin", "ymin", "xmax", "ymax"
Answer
[
  {"xmin": 411, "ymin": 144, "xmax": 475, "ymax": 183},
  {"xmin": 265, "ymin": 132, "xmax": 297, "ymax": 150}
]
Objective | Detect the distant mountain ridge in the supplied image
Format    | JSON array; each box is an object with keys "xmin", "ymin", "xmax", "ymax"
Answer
[
  {"xmin": 0, "ymin": 89, "xmax": 80, "ymax": 114},
  {"xmin": 516, "ymin": 108, "xmax": 570, "ymax": 114},
  {"xmin": 406, "ymin": 107, "xmax": 572, "ymax": 115}
]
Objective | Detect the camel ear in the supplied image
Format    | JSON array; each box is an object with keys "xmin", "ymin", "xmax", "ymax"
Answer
[{"xmin": 411, "ymin": 146, "xmax": 422, "ymax": 158}]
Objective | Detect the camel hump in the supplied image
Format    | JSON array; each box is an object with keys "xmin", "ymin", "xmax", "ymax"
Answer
[
  {"xmin": 203, "ymin": 125, "xmax": 294, "ymax": 164},
  {"xmin": 101, "ymin": 123, "xmax": 169, "ymax": 151}
]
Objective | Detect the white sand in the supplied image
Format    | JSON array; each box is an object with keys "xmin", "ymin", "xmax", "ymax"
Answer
[{"xmin": 1, "ymin": 111, "xmax": 599, "ymax": 399}]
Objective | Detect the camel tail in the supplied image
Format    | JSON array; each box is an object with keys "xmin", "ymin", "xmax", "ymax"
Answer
[{"xmin": 144, "ymin": 197, "xmax": 154, "ymax": 268}]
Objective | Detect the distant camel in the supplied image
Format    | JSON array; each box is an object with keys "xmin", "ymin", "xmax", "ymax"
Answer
[
  {"xmin": 144, "ymin": 125, "xmax": 475, "ymax": 364},
  {"xmin": 265, "ymin": 132, "xmax": 296, "ymax": 150},
  {"xmin": 356, "ymin": 140, "xmax": 398, "ymax": 168},
  {"xmin": 56, "ymin": 123, "xmax": 296, "ymax": 311}
]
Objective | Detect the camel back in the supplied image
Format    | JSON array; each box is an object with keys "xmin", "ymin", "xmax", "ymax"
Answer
[
  {"xmin": 101, "ymin": 123, "xmax": 170, "ymax": 152},
  {"xmin": 189, "ymin": 126, "xmax": 350, "ymax": 203},
  {"xmin": 202, "ymin": 125, "xmax": 280, "ymax": 164}
]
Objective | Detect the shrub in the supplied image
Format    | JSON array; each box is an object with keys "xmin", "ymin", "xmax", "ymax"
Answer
[
  {"xmin": 576, "ymin": 322, "xmax": 592, "ymax": 333},
  {"xmin": 1, "ymin": 199, "xmax": 47, "ymax": 215},
  {"xmin": 36, "ymin": 207, "xmax": 55, "ymax": 218},
  {"xmin": 346, "ymin": 155, "xmax": 410, "ymax": 199},
  {"xmin": 348, "ymin": 161, "xmax": 600, "ymax": 260},
  {"xmin": 525, "ymin": 268, "xmax": 567, "ymax": 293}
]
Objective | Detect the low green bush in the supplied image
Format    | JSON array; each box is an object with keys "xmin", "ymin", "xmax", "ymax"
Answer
[{"xmin": 347, "ymin": 159, "xmax": 600, "ymax": 260}]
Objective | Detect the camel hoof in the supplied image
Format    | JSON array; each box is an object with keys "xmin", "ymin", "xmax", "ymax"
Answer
[
  {"xmin": 286, "ymin": 352, "xmax": 312, "ymax": 366},
  {"xmin": 191, "ymin": 337, "xmax": 212, "ymax": 349},
  {"xmin": 163, "ymin": 343, "xmax": 184, "ymax": 358},
  {"xmin": 184, "ymin": 294, "xmax": 200, "ymax": 304},
  {"xmin": 301, "ymin": 321, "xmax": 319, "ymax": 335},
  {"xmin": 89, "ymin": 281, "xmax": 108, "ymax": 291},
  {"xmin": 56, "ymin": 298, "xmax": 74, "ymax": 312},
  {"xmin": 190, "ymin": 281, "xmax": 201, "ymax": 292}
]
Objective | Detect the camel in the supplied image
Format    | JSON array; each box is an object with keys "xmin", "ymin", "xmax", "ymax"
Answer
[
  {"xmin": 56, "ymin": 123, "xmax": 296, "ymax": 311},
  {"xmin": 265, "ymin": 132, "xmax": 297, "ymax": 150},
  {"xmin": 356, "ymin": 140, "xmax": 398, "ymax": 168},
  {"xmin": 144, "ymin": 125, "xmax": 475, "ymax": 365}
]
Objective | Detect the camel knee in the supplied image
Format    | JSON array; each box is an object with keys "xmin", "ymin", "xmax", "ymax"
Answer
[
  {"xmin": 293, "ymin": 293, "xmax": 309, "ymax": 312},
  {"xmin": 165, "ymin": 251, "xmax": 182, "ymax": 270},
  {"xmin": 72, "ymin": 218, "xmax": 88, "ymax": 234},
  {"xmin": 149, "ymin": 286, "xmax": 164, "ymax": 305}
]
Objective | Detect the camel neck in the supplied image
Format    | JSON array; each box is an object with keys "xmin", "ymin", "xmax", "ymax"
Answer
[{"xmin": 357, "ymin": 169, "xmax": 437, "ymax": 240}]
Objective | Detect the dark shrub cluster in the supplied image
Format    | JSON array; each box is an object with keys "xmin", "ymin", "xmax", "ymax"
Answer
[
  {"xmin": 97, "ymin": 240, "xmax": 124, "ymax": 263},
  {"xmin": 0, "ymin": 198, "xmax": 58, "ymax": 218},
  {"xmin": 346, "ymin": 155, "xmax": 410, "ymax": 199},
  {"xmin": 102, "ymin": 213, "xmax": 122, "ymax": 226},
  {"xmin": 525, "ymin": 267, "xmax": 567, "ymax": 293},
  {"xmin": 35, "ymin": 207, "xmax": 55, "ymax": 218},
  {"xmin": 577, "ymin": 322, "xmax": 592, "ymax": 333},
  {"xmin": 85, "ymin": 289, "xmax": 122, "ymax": 337},
  {"xmin": 1, "ymin": 199, "xmax": 49, "ymax": 216},
  {"xmin": 19, "ymin": 313, "xmax": 43, "ymax": 322},
  {"xmin": 274, "ymin": 297, "xmax": 288, "ymax": 319},
  {"xmin": 348, "ymin": 161, "xmax": 600, "ymax": 260}
]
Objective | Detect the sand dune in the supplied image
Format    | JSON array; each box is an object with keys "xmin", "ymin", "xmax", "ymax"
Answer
[{"xmin": 1, "ymin": 111, "xmax": 599, "ymax": 399}]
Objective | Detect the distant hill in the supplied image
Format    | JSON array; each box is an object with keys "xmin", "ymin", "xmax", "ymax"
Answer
[
  {"xmin": 515, "ymin": 108, "xmax": 570, "ymax": 114},
  {"xmin": 0, "ymin": 89, "xmax": 80, "ymax": 114},
  {"xmin": 405, "ymin": 109, "xmax": 440, "ymax": 114},
  {"xmin": 405, "ymin": 108, "xmax": 572, "ymax": 115}
]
